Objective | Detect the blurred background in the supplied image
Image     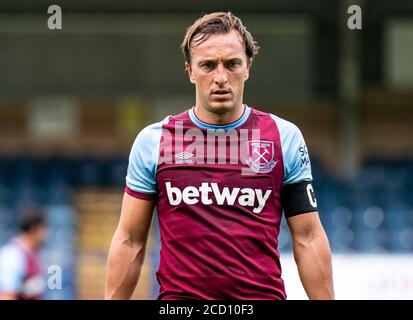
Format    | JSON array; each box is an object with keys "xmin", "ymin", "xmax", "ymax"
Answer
[{"xmin": 0, "ymin": 0, "xmax": 412, "ymax": 299}]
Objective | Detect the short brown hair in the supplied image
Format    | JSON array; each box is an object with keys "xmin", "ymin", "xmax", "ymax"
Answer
[
  {"xmin": 18, "ymin": 205, "xmax": 47, "ymax": 233},
  {"xmin": 181, "ymin": 12, "xmax": 259, "ymax": 64}
]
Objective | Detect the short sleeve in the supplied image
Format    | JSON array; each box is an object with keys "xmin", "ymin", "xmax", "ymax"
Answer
[
  {"xmin": 125, "ymin": 117, "xmax": 168, "ymax": 198},
  {"xmin": 0, "ymin": 245, "xmax": 25, "ymax": 293},
  {"xmin": 270, "ymin": 115, "xmax": 313, "ymax": 186}
]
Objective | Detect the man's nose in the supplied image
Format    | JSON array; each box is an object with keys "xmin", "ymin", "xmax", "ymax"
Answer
[{"xmin": 213, "ymin": 64, "xmax": 228, "ymax": 86}]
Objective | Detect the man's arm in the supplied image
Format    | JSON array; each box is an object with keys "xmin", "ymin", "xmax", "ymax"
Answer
[
  {"xmin": 105, "ymin": 192, "xmax": 155, "ymax": 300},
  {"xmin": 287, "ymin": 211, "xmax": 334, "ymax": 300},
  {"xmin": 0, "ymin": 292, "xmax": 18, "ymax": 300}
]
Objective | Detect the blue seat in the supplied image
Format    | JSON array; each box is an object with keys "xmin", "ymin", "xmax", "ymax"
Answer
[
  {"xmin": 13, "ymin": 180, "xmax": 45, "ymax": 208},
  {"xmin": 45, "ymin": 182, "xmax": 72, "ymax": 205},
  {"xmin": 74, "ymin": 158, "xmax": 103, "ymax": 186},
  {"xmin": 106, "ymin": 158, "xmax": 128, "ymax": 186},
  {"xmin": 0, "ymin": 183, "xmax": 13, "ymax": 207}
]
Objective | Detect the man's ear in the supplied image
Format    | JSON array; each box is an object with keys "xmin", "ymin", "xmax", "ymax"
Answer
[
  {"xmin": 245, "ymin": 58, "xmax": 253, "ymax": 81},
  {"xmin": 185, "ymin": 62, "xmax": 195, "ymax": 84}
]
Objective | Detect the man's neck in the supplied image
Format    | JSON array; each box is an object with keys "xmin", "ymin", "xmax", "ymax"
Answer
[{"xmin": 194, "ymin": 104, "xmax": 245, "ymax": 126}]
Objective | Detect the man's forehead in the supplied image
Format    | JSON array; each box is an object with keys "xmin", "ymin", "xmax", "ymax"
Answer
[{"xmin": 191, "ymin": 30, "xmax": 245, "ymax": 61}]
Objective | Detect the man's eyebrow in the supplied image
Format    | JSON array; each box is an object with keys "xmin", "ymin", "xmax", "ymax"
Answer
[
  {"xmin": 225, "ymin": 58, "xmax": 243, "ymax": 62},
  {"xmin": 198, "ymin": 57, "xmax": 243, "ymax": 64},
  {"xmin": 198, "ymin": 59, "xmax": 217, "ymax": 64}
]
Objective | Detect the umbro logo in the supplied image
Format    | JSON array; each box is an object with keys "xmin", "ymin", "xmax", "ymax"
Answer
[{"xmin": 175, "ymin": 151, "xmax": 194, "ymax": 164}]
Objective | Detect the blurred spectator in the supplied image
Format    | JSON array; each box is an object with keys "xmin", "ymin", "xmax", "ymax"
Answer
[{"xmin": 0, "ymin": 205, "xmax": 48, "ymax": 300}]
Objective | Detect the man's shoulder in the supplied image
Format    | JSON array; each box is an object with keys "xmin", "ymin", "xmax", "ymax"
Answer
[{"xmin": 0, "ymin": 241, "xmax": 25, "ymax": 265}]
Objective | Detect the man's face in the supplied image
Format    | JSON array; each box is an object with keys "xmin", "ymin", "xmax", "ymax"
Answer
[
  {"xmin": 32, "ymin": 225, "xmax": 48, "ymax": 250},
  {"xmin": 186, "ymin": 29, "xmax": 252, "ymax": 114}
]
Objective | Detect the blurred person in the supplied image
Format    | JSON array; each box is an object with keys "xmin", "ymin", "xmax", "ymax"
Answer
[
  {"xmin": 0, "ymin": 206, "xmax": 48, "ymax": 300},
  {"xmin": 106, "ymin": 12, "xmax": 334, "ymax": 300}
]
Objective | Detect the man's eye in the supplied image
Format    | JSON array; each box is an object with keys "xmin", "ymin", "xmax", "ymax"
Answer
[
  {"xmin": 226, "ymin": 61, "xmax": 240, "ymax": 69},
  {"xmin": 202, "ymin": 62, "xmax": 215, "ymax": 70}
]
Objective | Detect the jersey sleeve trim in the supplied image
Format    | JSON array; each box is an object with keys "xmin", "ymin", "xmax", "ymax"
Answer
[{"xmin": 125, "ymin": 186, "xmax": 156, "ymax": 201}]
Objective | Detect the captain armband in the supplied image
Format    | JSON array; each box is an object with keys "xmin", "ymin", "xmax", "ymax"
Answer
[{"xmin": 281, "ymin": 181, "xmax": 318, "ymax": 219}]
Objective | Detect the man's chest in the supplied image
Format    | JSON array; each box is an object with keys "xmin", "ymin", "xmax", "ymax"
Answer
[{"xmin": 155, "ymin": 125, "xmax": 285, "ymax": 214}]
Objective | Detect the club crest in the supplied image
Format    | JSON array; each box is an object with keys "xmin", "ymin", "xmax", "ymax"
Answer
[{"xmin": 246, "ymin": 140, "xmax": 277, "ymax": 173}]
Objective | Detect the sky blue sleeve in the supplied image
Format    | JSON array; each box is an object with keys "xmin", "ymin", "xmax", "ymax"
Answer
[
  {"xmin": 0, "ymin": 245, "xmax": 25, "ymax": 293},
  {"xmin": 271, "ymin": 115, "xmax": 313, "ymax": 186},
  {"xmin": 125, "ymin": 117, "xmax": 168, "ymax": 194}
]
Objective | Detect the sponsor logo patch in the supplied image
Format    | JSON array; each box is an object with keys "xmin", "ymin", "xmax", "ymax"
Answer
[{"xmin": 165, "ymin": 182, "xmax": 272, "ymax": 214}]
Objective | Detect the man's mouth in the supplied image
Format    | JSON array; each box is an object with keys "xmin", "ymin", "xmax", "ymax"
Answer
[
  {"xmin": 211, "ymin": 89, "xmax": 231, "ymax": 99},
  {"xmin": 212, "ymin": 89, "xmax": 230, "ymax": 94}
]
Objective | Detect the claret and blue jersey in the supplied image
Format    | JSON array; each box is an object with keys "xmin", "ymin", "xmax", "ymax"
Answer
[
  {"xmin": 0, "ymin": 239, "xmax": 44, "ymax": 300},
  {"xmin": 125, "ymin": 105, "xmax": 314, "ymax": 300}
]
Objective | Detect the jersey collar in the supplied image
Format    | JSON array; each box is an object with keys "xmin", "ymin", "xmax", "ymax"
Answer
[{"xmin": 188, "ymin": 105, "xmax": 251, "ymax": 130}]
